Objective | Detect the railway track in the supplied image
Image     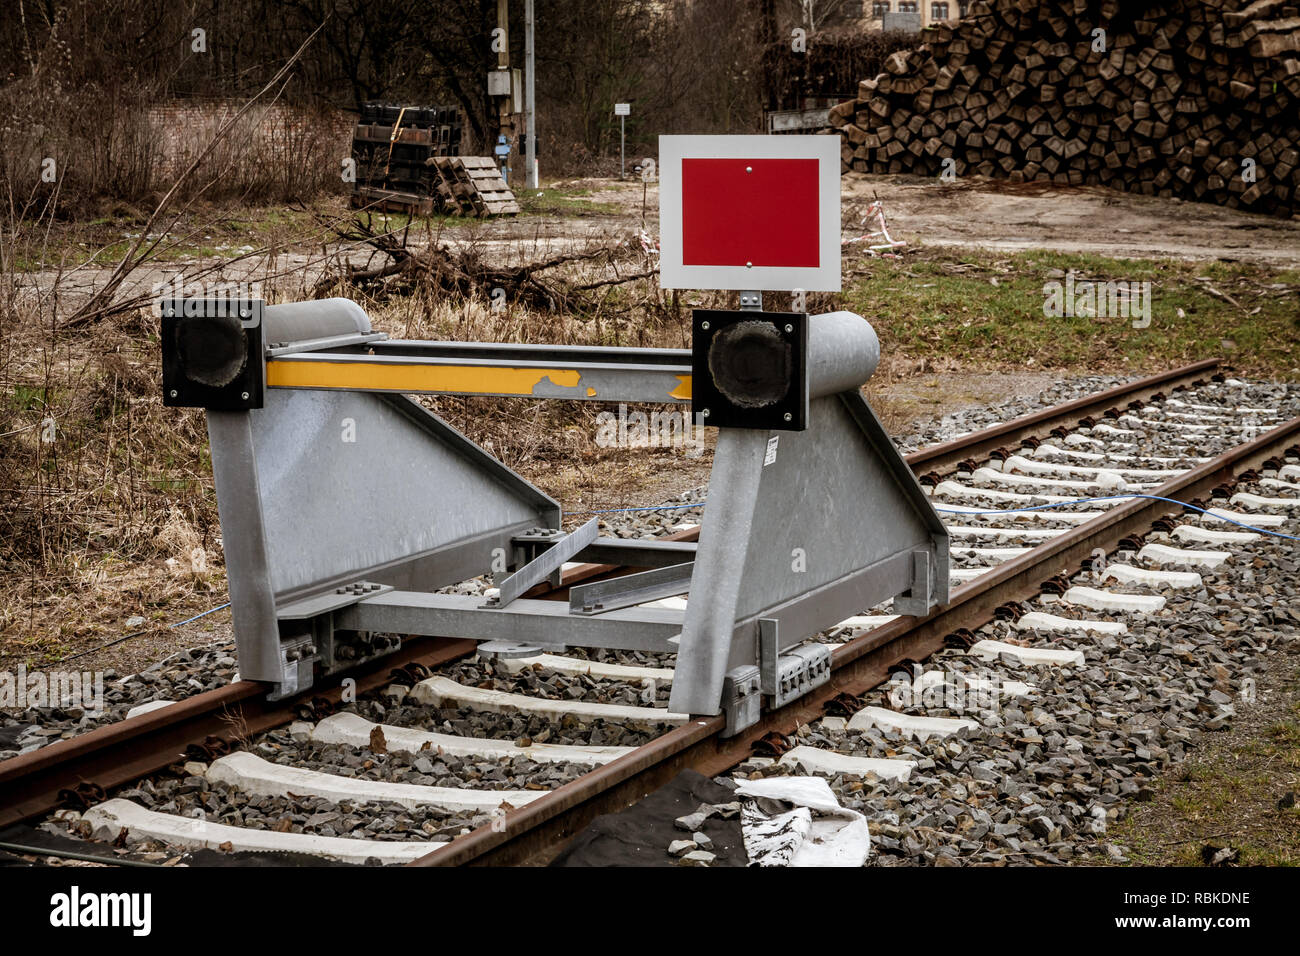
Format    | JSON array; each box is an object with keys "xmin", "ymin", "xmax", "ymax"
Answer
[{"xmin": 3, "ymin": 359, "xmax": 1297, "ymax": 867}]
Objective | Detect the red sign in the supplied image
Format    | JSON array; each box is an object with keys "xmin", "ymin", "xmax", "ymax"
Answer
[{"xmin": 680, "ymin": 158, "xmax": 820, "ymax": 269}]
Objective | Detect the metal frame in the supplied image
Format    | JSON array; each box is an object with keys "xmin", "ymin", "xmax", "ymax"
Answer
[
  {"xmin": 196, "ymin": 296, "xmax": 948, "ymax": 720},
  {"xmin": 668, "ymin": 390, "xmax": 948, "ymax": 716},
  {"xmin": 207, "ymin": 386, "xmax": 561, "ymax": 686}
]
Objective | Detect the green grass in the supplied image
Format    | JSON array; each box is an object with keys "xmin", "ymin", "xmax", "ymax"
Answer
[
  {"xmin": 1108, "ymin": 673, "xmax": 1300, "ymax": 866},
  {"xmin": 842, "ymin": 248, "xmax": 1300, "ymax": 378},
  {"xmin": 516, "ymin": 185, "xmax": 624, "ymax": 217}
]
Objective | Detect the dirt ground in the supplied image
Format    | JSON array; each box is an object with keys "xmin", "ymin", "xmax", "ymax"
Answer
[
  {"xmin": 840, "ymin": 174, "xmax": 1300, "ymax": 267},
  {"xmin": 21, "ymin": 170, "xmax": 1300, "ymax": 308}
]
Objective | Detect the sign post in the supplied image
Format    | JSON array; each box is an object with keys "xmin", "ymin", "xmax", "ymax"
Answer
[{"xmin": 615, "ymin": 102, "xmax": 630, "ymax": 179}]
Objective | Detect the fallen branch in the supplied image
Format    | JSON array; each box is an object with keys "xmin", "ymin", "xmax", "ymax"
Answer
[{"xmin": 312, "ymin": 214, "xmax": 658, "ymax": 312}]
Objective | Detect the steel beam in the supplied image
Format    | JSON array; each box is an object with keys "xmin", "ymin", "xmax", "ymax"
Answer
[
  {"xmin": 490, "ymin": 518, "xmax": 599, "ymax": 607},
  {"xmin": 267, "ymin": 340, "xmax": 693, "ymax": 403},
  {"xmin": 338, "ymin": 592, "xmax": 685, "ymax": 652},
  {"xmin": 568, "ymin": 562, "xmax": 694, "ymax": 615}
]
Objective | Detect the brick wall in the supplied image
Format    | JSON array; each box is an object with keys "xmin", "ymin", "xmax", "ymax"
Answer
[{"xmin": 147, "ymin": 100, "xmax": 354, "ymax": 182}]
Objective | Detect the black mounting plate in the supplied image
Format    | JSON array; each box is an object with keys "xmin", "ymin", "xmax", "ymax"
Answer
[
  {"xmin": 161, "ymin": 299, "xmax": 265, "ymax": 411},
  {"xmin": 691, "ymin": 309, "xmax": 808, "ymax": 431}
]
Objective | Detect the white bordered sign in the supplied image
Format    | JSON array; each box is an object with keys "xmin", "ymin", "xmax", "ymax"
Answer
[
  {"xmin": 614, "ymin": 102, "xmax": 630, "ymax": 116},
  {"xmin": 658, "ymin": 134, "xmax": 841, "ymax": 292}
]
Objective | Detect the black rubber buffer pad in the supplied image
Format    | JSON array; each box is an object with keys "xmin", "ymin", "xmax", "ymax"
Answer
[{"xmin": 691, "ymin": 309, "xmax": 808, "ymax": 431}]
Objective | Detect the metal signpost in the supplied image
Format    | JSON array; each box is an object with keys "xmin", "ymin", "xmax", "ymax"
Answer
[{"xmin": 615, "ymin": 102, "xmax": 630, "ymax": 178}]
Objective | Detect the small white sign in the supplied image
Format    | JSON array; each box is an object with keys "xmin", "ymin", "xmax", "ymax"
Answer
[
  {"xmin": 614, "ymin": 103, "xmax": 630, "ymax": 116},
  {"xmin": 764, "ymin": 436, "xmax": 780, "ymax": 466}
]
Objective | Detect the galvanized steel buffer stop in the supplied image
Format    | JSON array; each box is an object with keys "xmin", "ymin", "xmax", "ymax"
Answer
[{"xmin": 162, "ymin": 134, "xmax": 948, "ymax": 735}]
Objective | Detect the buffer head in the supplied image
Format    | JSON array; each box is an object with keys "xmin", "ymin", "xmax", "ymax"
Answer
[
  {"xmin": 691, "ymin": 309, "xmax": 808, "ymax": 431},
  {"xmin": 161, "ymin": 298, "xmax": 265, "ymax": 411}
]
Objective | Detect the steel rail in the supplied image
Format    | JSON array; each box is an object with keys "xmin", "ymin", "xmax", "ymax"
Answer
[
  {"xmin": 903, "ymin": 358, "xmax": 1221, "ymax": 476},
  {"xmin": 0, "ymin": 359, "xmax": 1229, "ymax": 836},
  {"xmin": 411, "ymin": 411, "xmax": 1299, "ymax": 867},
  {"xmin": 0, "ymin": 639, "xmax": 474, "ymax": 830}
]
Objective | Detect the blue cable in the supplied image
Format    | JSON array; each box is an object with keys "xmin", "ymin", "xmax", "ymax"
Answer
[
  {"xmin": 48, "ymin": 602, "xmax": 234, "ymax": 664},
  {"xmin": 169, "ymin": 603, "xmax": 231, "ymax": 627}
]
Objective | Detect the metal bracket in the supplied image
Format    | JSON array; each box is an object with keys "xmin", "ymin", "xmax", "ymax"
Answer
[
  {"xmin": 486, "ymin": 517, "xmax": 599, "ymax": 608},
  {"xmin": 738, "ymin": 290, "xmax": 763, "ymax": 311},
  {"xmin": 720, "ymin": 664, "xmax": 761, "ymax": 737},
  {"xmin": 267, "ymin": 632, "xmax": 317, "ymax": 701},
  {"xmin": 265, "ymin": 330, "xmax": 389, "ymax": 357},
  {"xmin": 276, "ymin": 580, "xmax": 394, "ymax": 620},
  {"xmin": 757, "ymin": 617, "xmax": 831, "ymax": 708},
  {"xmin": 758, "ymin": 618, "xmax": 779, "ymax": 695},
  {"xmin": 771, "ymin": 642, "xmax": 832, "ymax": 708},
  {"xmin": 569, "ymin": 562, "xmax": 694, "ymax": 615},
  {"xmin": 892, "ymin": 549, "xmax": 933, "ymax": 617}
]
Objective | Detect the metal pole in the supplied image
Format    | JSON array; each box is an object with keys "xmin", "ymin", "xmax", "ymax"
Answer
[
  {"xmin": 525, "ymin": 0, "xmax": 538, "ymax": 189},
  {"xmin": 620, "ymin": 115, "xmax": 625, "ymax": 180},
  {"xmin": 497, "ymin": 0, "xmax": 509, "ymax": 154}
]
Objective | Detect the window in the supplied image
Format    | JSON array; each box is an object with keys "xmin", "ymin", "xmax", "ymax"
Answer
[
  {"xmin": 932, "ymin": 1, "xmax": 949, "ymax": 18},
  {"xmin": 958, "ymin": 1, "xmax": 970, "ymax": 14},
  {"xmin": 872, "ymin": 1, "xmax": 890, "ymax": 15},
  {"xmin": 898, "ymin": 2, "xmax": 917, "ymax": 12}
]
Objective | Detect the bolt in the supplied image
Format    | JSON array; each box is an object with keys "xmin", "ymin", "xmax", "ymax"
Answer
[
  {"xmin": 746, "ymin": 261, "xmax": 753, "ymax": 268},
  {"xmin": 784, "ymin": 412, "xmax": 793, "ymax": 422},
  {"xmin": 241, "ymin": 392, "xmax": 250, "ymax": 400},
  {"xmin": 702, "ymin": 408, "xmax": 711, "ymax": 418},
  {"xmin": 700, "ymin": 320, "xmax": 710, "ymax": 330},
  {"xmin": 169, "ymin": 390, "xmax": 178, "ymax": 398},
  {"xmin": 746, "ymin": 166, "xmax": 753, "ymax": 173},
  {"xmin": 784, "ymin": 323, "xmax": 793, "ymax": 332}
]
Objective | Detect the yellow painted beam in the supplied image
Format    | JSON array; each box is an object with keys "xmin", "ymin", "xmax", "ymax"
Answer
[
  {"xmin": 267, "ymin": 359, "xmax": 693, "ymax": 401},
  {"xmin": 267, "ymin": 359, "xmax": 580, "ymax": 395}
]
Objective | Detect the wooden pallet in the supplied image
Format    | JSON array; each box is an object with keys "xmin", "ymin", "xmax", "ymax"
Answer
[
  {"xmin": 427, "ymin": 156, "xmax": 520, "ymax": 216},
  {"xmin": 351, "ymin": 185, "xmax": 434, "ymax": 216},
  {"xmin": 353, "ymin": 123, "xmax": 456, "ymax": 150}
]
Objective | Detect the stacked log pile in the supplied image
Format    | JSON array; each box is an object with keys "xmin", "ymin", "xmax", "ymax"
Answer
[{"xmin": 829, "ymin": 0, "xmax": 1300, "ymax": 217}]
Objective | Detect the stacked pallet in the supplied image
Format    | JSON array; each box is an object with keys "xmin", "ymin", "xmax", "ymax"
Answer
[
  {"xmin": 352, "ymin": 101, "xmax": 519, "ymax": 216},
  {"xmin": 427, "ymin": 157, "xmax": 521, "ymax": 215},
  {"xmin": 829, "ymin": 0, "xmax": 1300, "ymax": 217}
]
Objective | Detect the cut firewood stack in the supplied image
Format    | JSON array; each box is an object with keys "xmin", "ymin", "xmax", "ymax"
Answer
[{"xmin": 829, "ymin": 0, "xmax": 1300, "ymax": 218}]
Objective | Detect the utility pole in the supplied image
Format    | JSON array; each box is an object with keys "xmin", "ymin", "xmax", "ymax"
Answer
[
  {"xmin": 525, "ymin": 0, "xmax": 537, "ymax": 188},
  {"xmin": 497, "ymin": 0, "xmax": 510, "ymax": 145}
]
